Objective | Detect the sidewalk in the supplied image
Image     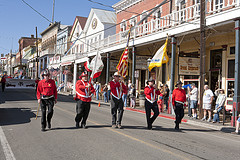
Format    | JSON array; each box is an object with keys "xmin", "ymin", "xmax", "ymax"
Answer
[{"xmin": 91, "ymin": 99, "xmax": 234, "ymax": 132}]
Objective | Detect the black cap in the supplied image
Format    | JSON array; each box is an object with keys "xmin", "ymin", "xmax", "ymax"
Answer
[
  {"xmin": 175, "ymin": 80, "xmax": 183, "ymax": 87},
  {"xmin": 146, "ymin": 78, "xmax": 155, "ymax": 84}
]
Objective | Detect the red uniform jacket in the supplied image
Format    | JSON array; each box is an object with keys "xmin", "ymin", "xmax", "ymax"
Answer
[
  {"xmin": 1, "ymin": 76, "xmax": 6, "ymax": 83},
  {"xmin": 75, "ymin": 80, "xmax": 95, "ymax": 102},
  {"xmin": 172, "ymin": 88, "xmax": 186, "ymax": 106},
  {"xmin": 144, "ymin": 85, "xmax": 160, "ymax": 103},
  {"xmin": 110, "ymin": 80, "xmax": 127, "ymax": 100},
  {"xmin": 37, "ymin": 79, "xmax": 57, "ymax": 100}
]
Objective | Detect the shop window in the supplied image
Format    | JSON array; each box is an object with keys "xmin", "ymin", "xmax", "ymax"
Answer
[
  {"xmin": 210, "ymin": 49, "xmax": 222, "ymax": 69},
  {"xmin": 228, "ymin": 59, "xmax": 235, "ymax": 78},
  {"xmin": 230, "ymin": 46, "xmax": 235, "ymax": 55},
  {"xmin": 227, "ymin": 81, "xmax": 234, "ymax": 97}
]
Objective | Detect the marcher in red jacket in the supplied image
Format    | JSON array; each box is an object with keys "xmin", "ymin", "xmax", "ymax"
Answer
[
  {"xmin": 144, "ymin": 78, "xmax": 160, "ymax": 130},
  {"xmin": 37, "ymin": 70, "xmax": 57, "ymax": 132},
  {"xmin": 74, "ymin": 71, "xmax": 95, "ymax": 129},
  {"xmin": 172, "ymin": 81, "xmax": 186, "ymax": 130},
  {"xmin": 110, "ymin": 72, "xmax": 127, "ymax": 129}
]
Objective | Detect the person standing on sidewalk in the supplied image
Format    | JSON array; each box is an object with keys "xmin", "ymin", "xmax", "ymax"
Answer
[
  {"xmin": 37, "ymin": 70, "xmax": 57, "ymax": 132},
  {"xmin": 163, "ymin": 84, "xmax": 169, "ymax": 111},
  {"xmin": 129, "ymin": 84, "xmax": 136, "ymax": 108},
  {"xmin": 95, "ymin": 82, "xmax": 100, "ymax": 100},
  {"xmin": 1, "ymin": 75, "xmax": 6, "ymax": 92},
  {"xmin": 172, "ymin": 81, "xmax": 186, "ymax": 130},
  {"xmin": 202, "ymin": 85, "xmax": 214, "ymax": 122},
  {"xmin": 103, "ymin": 84, "xmax": 108, "ymax": 103},
  {"xmin": 188, "ymin": 83, "xmax": 198, "ymax": 119},
  {"xmin": 144, "ymin": 78, "xmax": 160, "ymax": 130},
  {"xmin": 232, "ymin": 117, "xmax": 240, "ymax": 135},
  {"xmin": 213, "ymin": 89, "xmax": 226, "ymax": 123},
  {"xmin": 74, "ymin": 72, "xmax": 95, "ymax": 129},
  {"xmin": 110, "ymin": 72, "xmax": 127, "ymax": 129}
]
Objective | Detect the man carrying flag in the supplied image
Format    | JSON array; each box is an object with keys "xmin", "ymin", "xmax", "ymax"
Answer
[
  {"xmin": 148, "ymin": 37, "xmax": 169, "ymax": 71},
  {"xmin": 74, "ymin": 71, "xmax": 95, "ymax": 129}
]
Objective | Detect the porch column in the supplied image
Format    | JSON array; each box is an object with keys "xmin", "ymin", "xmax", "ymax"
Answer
[
  {"xmin": 106, "ymin": 52, "xmax": 110, "ymax": 83},
  {"xmin": 64, "ymin": 67, "xmax": 68, "ymax": 92},
  {"xmin": 38, "ymin": 59, "xmax": 41, "ymax": 78},
  {"xmin": 170, "ymin": 36, "xmax": 177, "ymax": 114},
  {"xmin": 132, "ymin": 45, "xmax": 136, "ymax": 86},
  {"xmin": 233, "ymin": 19, "xmax": 240, "ymax": 126},
  {"xmin": 73, "ymin": 62, "xmax": 77, "ymax": 95}
]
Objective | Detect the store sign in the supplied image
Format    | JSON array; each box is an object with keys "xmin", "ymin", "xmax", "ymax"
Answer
[
  {"xmin": 49, "ymin": 56, "xmax": 60, "ymax": 64},
  {"xmin": 135, "ymin": 70, "xmax": 139, "ymax": 78},
  {"xmin": 110, "ymin": 60, "xmax": 118, "ymax": 72},
  {"xmin": 179, "ymin": 57, "xmax": 200, "ymax": 75},
  {"xmin": 136, "ymin": 56, "xmax": 150, "ymax": 70}
]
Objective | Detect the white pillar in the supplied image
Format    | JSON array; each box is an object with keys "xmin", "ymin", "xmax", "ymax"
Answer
[
  {"xmin": 73, "ymin": 63, "xmax": 77, "ymax": 95},
  {"xmin": 222, "ymin": 49, "xmax": 227, "ymax": 92}
]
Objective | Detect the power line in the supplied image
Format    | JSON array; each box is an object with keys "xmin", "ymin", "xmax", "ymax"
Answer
[{"xmin": 21, "ymin": 0, "xmax": 51, "ymax": 23}]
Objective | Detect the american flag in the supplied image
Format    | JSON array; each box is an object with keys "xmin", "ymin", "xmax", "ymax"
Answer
[{"xmin": 116, "ymin": 30, "xmax": 131, "ymax": 78}]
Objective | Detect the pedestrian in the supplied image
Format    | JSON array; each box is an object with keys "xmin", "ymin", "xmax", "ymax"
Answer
[
  {"xmin": 157, "ymin": 85, "xmax": 164, "ymax": 112},
  {"xmin": 163, "ymin": 84, "xmax": 169, "ymax": 111},
  {"xmin": 95, "ymin": 82, "xmax": 100, "ymax": 100},
  {"xmin": 213, "ymin": 89, "xmax": 226, "ymax": 123},
  {"xmin": 103, "ymin": 84, "xmax": 108, "ymax": 103},
  {"xmin": 37, "ymin": 70, "xmax": 57, "ymax": 132},
  {"xmin": 121, "ymin": 77, "xmax": 128, "ymax": 108},
  {"xmin": 202, "ymin": 85, "xmax": 214, "ymax": 122},
  {"xmin": 188, "ymin": 83, "xmax": 198, "ymax": 119},
  {"xmin": 74, "ymin": 71, "xmax": 95, "ymax": 129},
  {"xmin": 144, "ymin": 78, "xmax": 160, "ymax": 130},
  {"xmin": 1, "ymin": 75, "xmax": 6, "ymax": 92},
  {"xmin": 231, "ymin": 117, "xmax": 240, "ymax": 135},
  {"xmin": 107, "ymin": 82, "xmax": 111, "ymax": 101},
  {"xmin": 129, "ymin": 84, "xmax": 136, "ymax": 108},
  {"xmin": 127, "ymin": 79, "xmax": 132, "ymax": 106},
  {"xmin": 110, "ymin": 72, "xmax": 127, "ymax": 129},
  {"xmin": 172, "ymin": 81, "xmax": 186, "ymax": 130}
]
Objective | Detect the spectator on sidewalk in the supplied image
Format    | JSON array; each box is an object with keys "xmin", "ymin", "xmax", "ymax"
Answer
[
  {"xmin": 107, "ymin": 82, "xmax": 111, "ymax": 101},
  {"xmin": 121, "ymin": 77, "xmax": 128, "ymax": 108},
  {"xmin": 128, "ymin": 79, "xmax": 132, "ymax": 106},
  {"xmin": 103, "ymin": 84, "xmax": 108, "ymax": 103},
  {"xmin": 232, "ymin": 117, "xmax": 240, "ymax": 135},
  {"xmin": 158, "ymin": 85, "xmax": 164, "ymax": 112},
  {"xmin": 163, "ymin": 84, "xmax": 169, "ymax": 111},
  {"xmin": 1, "ymin": 75, "xmax": 6, "ymax": 92},
  {"xmin": 129, "ymin": 84, "xmax": 136, "ymax": 108},
  {"xmin": 189, "ymin": 83, "xmax": 198, "ymax": 119},
  {"xmin": 213, "ymin": 89, "xmax": 226, "ymax": 123},
  {"xmin": 95, "ymin": 82, "xmax": 100, "ymax": 100},
  {"xmin": 202, "ymin": 85, "xmax": 214, "ymax": 122}
]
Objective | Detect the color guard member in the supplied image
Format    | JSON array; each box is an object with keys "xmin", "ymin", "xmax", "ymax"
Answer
[{"xmin": 37, "ymin": 70, "xmax": 57, "ymax": 132}]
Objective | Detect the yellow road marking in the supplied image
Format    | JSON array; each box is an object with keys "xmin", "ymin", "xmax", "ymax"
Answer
[{"xmin": 55, "ymin": 105, "xmax": 190, "ymax": 160}]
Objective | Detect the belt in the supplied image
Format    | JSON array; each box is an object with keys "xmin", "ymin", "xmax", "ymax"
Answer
[
  {"xmin": 41, "ymin": 95, "xmax": 54, "ymax": 99},
  {"xmin": 175, "ymin": 101, "xmax": 184, "ymax": 105}
]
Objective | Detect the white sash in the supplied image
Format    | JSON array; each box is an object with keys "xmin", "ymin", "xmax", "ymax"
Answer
[{"xmin": 146, "ymin": 85, "xmax": 156, "ymax": 103}]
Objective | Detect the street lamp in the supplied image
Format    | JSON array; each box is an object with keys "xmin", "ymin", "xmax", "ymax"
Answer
[{"xmin": 147, "ymin": 58, "xmax": 152, "ymax": 79}]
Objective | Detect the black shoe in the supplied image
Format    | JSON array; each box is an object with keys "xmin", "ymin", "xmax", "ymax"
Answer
[
  {"xmin": 47, "ymin": 122, "xmax": 51, "ymax": 129},
  {"xmin": 147, "ymin": 124, "xmax": 152, "ymax": 130},
  {"xmin": 41, "ymin": 128, "xmax": 46, "ymax": 132},
  {"xmin": 76, "ymin": 123, "xmax": 80, "ymax": 128}
]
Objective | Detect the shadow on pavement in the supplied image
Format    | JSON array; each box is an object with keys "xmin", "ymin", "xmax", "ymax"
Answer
[
  {"xmin": 0, "ymin": 108, "xmax": 36, "ymax": 126},
  {"xmin": 220, "ymin": 127, "xmax": 236, "ymax": 133}
]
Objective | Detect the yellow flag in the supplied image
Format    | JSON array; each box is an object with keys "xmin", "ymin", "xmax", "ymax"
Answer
[{"xmin": 148, "ymin": 38, "xmax": 168, "ymax": 71}]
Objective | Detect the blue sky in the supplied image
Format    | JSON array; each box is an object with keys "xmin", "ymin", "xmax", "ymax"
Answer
[{"xmin": 0, "ymin": 0, "xmax": 119, "ymax": 55}]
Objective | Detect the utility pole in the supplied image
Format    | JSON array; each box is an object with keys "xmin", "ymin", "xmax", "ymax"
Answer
[
  {"xmin": 52, "ymin": 0, "xmax": 55, "ymax": 23},
  {"xmin": 36, "ymin": 27, "xmax": 39, "ymax": 78},
  {"xmin": 199, "ymin": 0, "xmax": 206, "ymax": 119}
]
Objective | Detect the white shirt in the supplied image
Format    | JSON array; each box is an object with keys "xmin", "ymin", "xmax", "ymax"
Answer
[
  {"xmin": 203, "ymin": 89, "xmax": 214, "ymax": 104},
  {"xmin": 190, "ymin": 87, "xmax": 198, "ymax": 101}
]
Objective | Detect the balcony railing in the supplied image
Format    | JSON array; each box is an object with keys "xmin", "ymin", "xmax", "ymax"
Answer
[{"xmin": 86, "ymin": 1, "xmax": 239, "ymax": 54}]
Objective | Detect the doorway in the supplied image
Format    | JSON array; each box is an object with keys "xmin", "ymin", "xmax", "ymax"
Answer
[{"xmin": 210, "ymin": 49, "xmax": 222, "ymax": 92}]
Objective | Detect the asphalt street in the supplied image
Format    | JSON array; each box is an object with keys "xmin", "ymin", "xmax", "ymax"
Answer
[{"xmin": 0, "ymin": 89, "xmax": 239, "ymax": 160}]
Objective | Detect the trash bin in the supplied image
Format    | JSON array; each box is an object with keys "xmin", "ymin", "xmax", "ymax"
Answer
[{"xmin": 139, "ymin": 94, "xmax": 145, "ymax": 108}]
